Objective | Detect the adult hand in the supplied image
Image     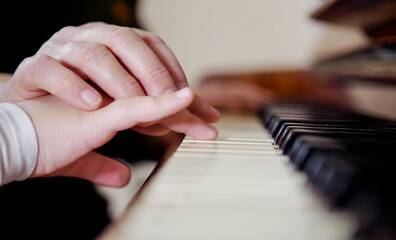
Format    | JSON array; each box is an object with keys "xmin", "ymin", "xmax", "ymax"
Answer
[
  {"xmin": 1, "ymin": 22, "xmax": 219, "ymax": 138},
  {"xmin": 17, "ymin": 88, "xmax": 214, "ymax": 187}
]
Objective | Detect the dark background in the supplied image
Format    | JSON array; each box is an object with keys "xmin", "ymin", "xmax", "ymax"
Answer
[{"xmin": 0, "ymin": 1, "xmax": 165, "ymax": 239}]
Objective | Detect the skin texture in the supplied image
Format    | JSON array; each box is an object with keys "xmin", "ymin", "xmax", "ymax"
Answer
[{"xmin": 0, "ymin": 22, "xmax": 220, "ymax": 138}]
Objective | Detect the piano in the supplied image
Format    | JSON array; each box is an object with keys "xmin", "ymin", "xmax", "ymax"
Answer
[{"xmin": 99, "ymin": 1, "xmax": 396, "ymax": 239}]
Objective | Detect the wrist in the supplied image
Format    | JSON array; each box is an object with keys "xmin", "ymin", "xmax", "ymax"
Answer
[{"xmin": 0, "ymin": 73, "xmax": 12, "ymax": 103}]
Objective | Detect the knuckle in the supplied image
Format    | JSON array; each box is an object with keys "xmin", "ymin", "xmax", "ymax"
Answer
[
  {"xmin": 59, "ymin": 25, "xmax": 75, "ymax": 34},
  {"xmin": 81, "ymin": 21, "xmax": 105, "ymax": 28},
  {"xmin": 119, "ymin": 80, "xmax": 141, "ymax": 97},
  {"xmin": 25, "ymin": 54, "xmax": 53, "ymax": 79},
  {"xmin": 147, "ymin": 65, "xmax": 171, "ymax": 84},
  {"xmin": 111, "ymin": 27, "xmax": 141, "ymax": 46},
  {"xmin": 52, "ymin": 71, "xmax": 74, "ymax": 94},
  {"xmin": 19, "ymin": 56, "xmax": 33, "ymax": 70},
  {"xmin": 37, "ymin": 42, "xmax": 52, "ymax": 54},
  {"xmin": 77, "ymin": 42, "xmax": 111, "ymax": 65},
  {"xmin": 143, "ymin": 33, "xmax": 165, "ymax": 45},
  {"xmin": 53, "ymin": 26, "xmax": 76, "ymax": 38}
]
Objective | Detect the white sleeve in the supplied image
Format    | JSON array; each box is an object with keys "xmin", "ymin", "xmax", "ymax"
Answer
[{"xmin": 0, "ymin": 103, "xmax": 38, "ymax": 186}]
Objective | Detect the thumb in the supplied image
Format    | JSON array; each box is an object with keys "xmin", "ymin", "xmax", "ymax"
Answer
[{"xmin": 87, "ymin": 87, "xmax": 194, "ymax": 133}]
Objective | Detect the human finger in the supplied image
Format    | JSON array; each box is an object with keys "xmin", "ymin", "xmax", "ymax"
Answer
[
  {"xmin": 58, "ymin": 152, "xmax": 131, "ymax": 187},
  {"xmin": 49, "ymin": 23, "xmax": 220, "ymax": 136},
  {"xmin": 132, "ymin": 29, "xmax": 221, "ymax": 124},
  {"xmin": 134, "ymin": 28, "xmax": 188, "ymax": 90},
  {"xmin": 96, "ymin": 86, "xmax": 172, "ymax": 136},
  {"xmin": 10, "ymin": 54, "xmax": 102, "ymax": 110},
  {"xmin": 188, "ymin": 92, "xmax": 221, "ymax": 123},
  {"xmin": 159, "ymin": 109, "xmax": 218, "ymax": 140},
  {"xmin": 133, "ymin": 104, "xmax": 219, "ymax": 138},
  {"xmin": 39, "ymin": 40, "xmax": 146, "ymax": 99},
  {"xmin": 55, "ymin": 22, "xmax": 177, "ymax": 97},
  {"xmin": 86, "ymin": 88, "xmax": 194, "ymax": 141}
]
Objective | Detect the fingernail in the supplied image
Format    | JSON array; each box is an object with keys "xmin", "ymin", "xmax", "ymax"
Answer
[
  {"xmin": 210, "ymin": 106, "xmax": 220, "ymax": 115},
  {"xmin": 176, "ymin": 82, "xmax": 188, "ymax": 89},
  {"xmin": 175, "ymin": 88, "xmax": 190, "ymax": 98},
  {"xmin": 81, "ymin": 89, "xmax": 101, "ymax": 107},
  {"xmin": 164, "ymin": 88, "xmax": 176, "ymax": 95},
  {"xmin": 209, "ymin": 124, "xmax": 217, "ymax": 132},
  {"xmin": 207, "ymin": 125, "xmax": 218, "ymax": 139}
]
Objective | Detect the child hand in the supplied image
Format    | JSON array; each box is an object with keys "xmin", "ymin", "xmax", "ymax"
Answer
[{"xmin": 17, "ymin": 88, "xmax": 212, "ymax": 187}]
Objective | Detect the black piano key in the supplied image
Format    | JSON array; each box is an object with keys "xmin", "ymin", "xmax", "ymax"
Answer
[
  {"xmin": 277, "ymin": 125, "xmax": 396, "ymax": 149},
  {"xmin": 280, "ymin": 128, "xmax": 391, "ymax": 154},
  {"xmin": 269, "ymin": 115, "xmax": 388, "ymax": 138},
  {"xmin": 288, "ymin": 135, "xmax": 345, "ymax": 169},
  {"xmin": 274, "ymin": 122, "xmax": 396, "ymax": 145},
  {"xmin": 304, "ymin": 150, "xmax": 358, "ymax": 207},
  {"xmin": 259, "ymin": 102, "xmax": 396, "ymax": 240},
  {"xmin": 271, "ymin": 118, "xmax": 350, "ymax": 137},
  {"xmin": 260, "ymin": 103, "xmax": 396, "ymax": 138},
  {"xmin": 301, "ymin": 142, "xmax": 396, "ymax": 205}
]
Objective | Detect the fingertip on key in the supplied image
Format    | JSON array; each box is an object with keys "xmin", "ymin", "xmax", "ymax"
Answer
[
  {"xmin": 200, "ymin": 124, "xmax": 218, "ymax": 140},
  {"xmin": 210, "ymin": 125, "xmax": 219, "ymax": 139}
]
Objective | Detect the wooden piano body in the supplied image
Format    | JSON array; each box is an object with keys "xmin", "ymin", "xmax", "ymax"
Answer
[{"xmin": 99, "ymin": 1, "xmax": 396, "ymax": 239}]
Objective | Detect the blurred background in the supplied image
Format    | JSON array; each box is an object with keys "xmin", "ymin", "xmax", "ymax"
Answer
[
  {"xmin": 136, "ymin": 0, "xmax": 396, "ymax": 119},
  {"xmin": 138, "ymin": 0, "xmax": 367, "ymax": 88},
  {"xmin": 99, "ymin": 0, "xmax": 396, "ymax": 220}
]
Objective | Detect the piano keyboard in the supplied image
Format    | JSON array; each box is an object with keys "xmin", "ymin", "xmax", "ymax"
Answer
[{"xmin": 100, "ymin": 106, "xmax": 392, "ymax": 240}]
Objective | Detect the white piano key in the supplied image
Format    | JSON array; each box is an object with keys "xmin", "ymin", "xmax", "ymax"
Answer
[
  {"xmin": 110, "ymin": 206, "xmax": 355, "ymax": 240},
  {"xmin": 99, "ymin": 112, "xmax": 356, "ymax": 240},
  {"xmin": 183, "ymin": 139, "xmax": 275, "ymax": 144},
  {"xmin": 179, "ymin": 142, "xmax": 275, "ymax": 150}
]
